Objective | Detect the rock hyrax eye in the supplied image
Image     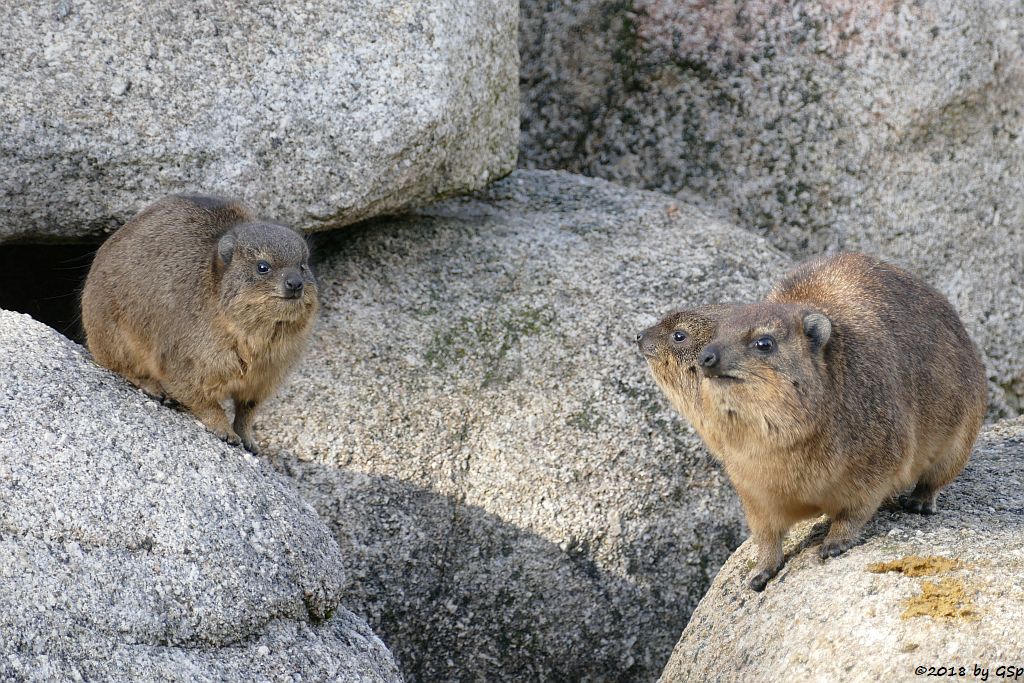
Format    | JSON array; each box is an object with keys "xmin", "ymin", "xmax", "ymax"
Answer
[
  {"xmin": 751, "ymin": 336, "xmax": 776, "ymax": 352},
  {"xmin": 257, "ymin": 260, "xmax": 271, "ymax": 273},
  {"xmin": 672, "ymin": 330, "xmax": 687, "ymax": 343}
]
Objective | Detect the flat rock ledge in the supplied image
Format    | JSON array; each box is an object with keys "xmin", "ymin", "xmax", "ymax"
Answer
[
  {"xmin": 0, "ymin": 309, "xmax": 402, "ymax": 682},
  {"xmin": 660, "ymin": 417, "xmax": 1024, "ymax": 683}
]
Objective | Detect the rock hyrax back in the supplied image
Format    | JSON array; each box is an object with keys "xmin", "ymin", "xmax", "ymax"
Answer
[
  {"xmin": 81, "ymin": 194, "xmax": 319, "ymax": 452},
  {"xmin": 693, "ymin": 253, "xmax": 986, "ymax": 590}
]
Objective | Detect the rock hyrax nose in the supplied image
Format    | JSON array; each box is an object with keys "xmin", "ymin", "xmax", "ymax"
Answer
[
  {"xmin": 81, "ymin": 194, "xmax": 319, "ymax": 452},
  {"xmin": 697, "ymin": 346, "xmax": 721, "ymax": 373}
]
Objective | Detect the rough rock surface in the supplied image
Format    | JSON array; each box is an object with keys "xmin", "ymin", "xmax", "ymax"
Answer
[
  {"xmin": 0, "ymin": 309, "xmax": 402, "ymax": 682},
  {"xmin": 0, "ymin": 0, "xmax": 518, "ymax": 242},
  {"xmin": 660, "ymin": 417, "xmax": 1024, "ymax": 683},
  {"xmin": 519, "ymin": 0, "xmax": 1024, "ymax": 414},
  {"xmin": 259, "ymin": 170, "xmax": 791, "ymax": 681}
]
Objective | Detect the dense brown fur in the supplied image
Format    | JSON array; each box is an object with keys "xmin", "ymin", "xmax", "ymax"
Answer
[
  {"xmin": 81, "ymin": 194, "xmax": 318, "ymax": 452},
  {"xmin": 693, "ymin": 253, "xmax": 986, "ymax": 590}
]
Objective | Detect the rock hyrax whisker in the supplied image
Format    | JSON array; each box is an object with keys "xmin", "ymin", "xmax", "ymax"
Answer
[
  {"xmin": 638, "ymin": 253, "xmax": 987, "ymax": 591},
  {"xmin": 81, "ymin": 194, "xmax": 319, "ymax": 453}
]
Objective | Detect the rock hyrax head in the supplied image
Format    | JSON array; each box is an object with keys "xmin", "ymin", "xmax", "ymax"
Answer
[
  {"xmin": 698, "ymin": 302, "xmax": 832, "ymax": 441},
  {"xmin": 636, "ymin": 305, "xmax": 731, "ymax": 409},
  {"xmin": 637, "ymin": 305, "xmax": 724, "ymax": 372},
  {"xmin": 216, "ymin": 222, "xmax": 318, "ymax": 323}
]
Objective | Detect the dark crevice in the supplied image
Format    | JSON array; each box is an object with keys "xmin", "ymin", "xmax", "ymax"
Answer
[{"xmin": 0, "ymin": 242, "xmax": 100, "ymax": 343}]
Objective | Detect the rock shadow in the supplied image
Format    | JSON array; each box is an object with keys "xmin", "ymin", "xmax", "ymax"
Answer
[{"xmin": 272, "ymin": 455, "xmax": 738, "ymax": 683}]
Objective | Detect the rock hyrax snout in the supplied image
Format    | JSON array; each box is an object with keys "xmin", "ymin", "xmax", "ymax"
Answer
[
  {"xmin": 81, "ymin": 194, "xmax": 319, "ymax": 452},
  {"xmin": 640, "ymin": 253, "xmax": 987, "ymax": 592}
]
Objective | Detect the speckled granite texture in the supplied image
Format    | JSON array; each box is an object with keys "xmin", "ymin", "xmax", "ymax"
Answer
[
  {"xmin": 0, "ymin": 308, "xmax": 402, "ymax": 682},
  {"xmin": 0, "ymin": 0, "xmax": 518, "ymax": 242},
  {"xmin": 520, "ymin": 0, "xmax": 1024, "ymax": 414}
]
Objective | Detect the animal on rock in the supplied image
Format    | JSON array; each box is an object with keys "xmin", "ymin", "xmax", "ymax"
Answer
[
  {"xmin": 81, "ymin": 194, "xmax": 318, "ymax": 452},
  {"xmin": 639, "ymin": 253, "xmax": 986, "ymax": 591}
]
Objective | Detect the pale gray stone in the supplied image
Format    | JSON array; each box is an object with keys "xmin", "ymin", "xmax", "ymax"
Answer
[
  {"xmin": 258, "ymin": 170, "xmax": 791, "ymax": 681},
  {"xmin": 660, "ymin": 417, "xmax": 1024, "ymax": 683},
  {"xmin": 0, "ymin": 0, "xmax": 518, "ymax": 242},
  {"xmin": 0, "ymin": 309, "xmax": 402, "ymax": 682},
  {"xmin": 519, "ymin": 0, "xmax": 1024, "ymax": 414}
]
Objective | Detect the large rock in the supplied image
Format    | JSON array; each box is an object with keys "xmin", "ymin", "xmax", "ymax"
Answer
[
  {"xmin": 258, "ymin": 170, "xmax": 791, "ymax": 680},
  {"xmin": 520, "ymin": 0, "xmax": 1024, "ymax": 414},
  {"xmin": 0, "ymin": 0, "xmax": 518, "ymax": 242},
  {"xmin": 0, "ymin": 309, "xmax": 402, "ymax": 682},
  {"xmin": 660, "ymin": 417, "xmax": 1024, "ymax": 682}
]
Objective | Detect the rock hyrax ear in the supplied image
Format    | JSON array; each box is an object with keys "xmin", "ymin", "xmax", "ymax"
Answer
[
  {"xmin": 217, "ymin": 231, "xmax": 236, "ymax": 268},
  {"xmin": 803, "ymin": 311, "xmax": 831, "ymax": 352}
]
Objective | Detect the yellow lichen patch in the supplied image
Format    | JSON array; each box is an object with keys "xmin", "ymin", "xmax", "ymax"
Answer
[
  {"xmin": 900, "ymin": 578, "xmax": 978, "ymax": 621},
  {"xmin": 866, "ymin": 555, "xmax": 962, "ymax": 577}
]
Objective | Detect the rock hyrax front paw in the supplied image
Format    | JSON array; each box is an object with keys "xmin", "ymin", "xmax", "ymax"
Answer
[
  {"xmin": 240, "ymin": 436, "xmax": 260, "ymax": 454},
  {"xmin": 748, "ymin": 568, "xmax": 778, "ymax": 592},
  {"xmin": 819, "ymin": 537, "xmax": 857, "ymax": 559},
  {"xmin": 212, "ymin": 428, "xmax": 242, "ymax": 447}
]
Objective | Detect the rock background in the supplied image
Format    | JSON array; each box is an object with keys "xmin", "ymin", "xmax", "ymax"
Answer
[
  {"xmin": 519, "ymin": 0, "xmax": 1024, "ymax": 414},
  {"xmin": 257, "ymin": 170, "xmax": 791, "ymax": 680},
  {"xmin": 660, "ymin": 417, "xmax": 1024, "ymax": 683},
  {"xmin": 0, "ymin": 309, "xmax": 402, "ymax": 682},
  {"xmin": 0, "ymin": 0, "xmax": 518, "ymax": 242}
]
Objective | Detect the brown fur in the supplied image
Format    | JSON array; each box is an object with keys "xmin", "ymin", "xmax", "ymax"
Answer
[
  {"xmin": 692, "ymin": 253, "xmax": 986, "ymax": 590},
  {"xmin": 81, "ymin": 194, "xmax": 319, "ymax": 452}
]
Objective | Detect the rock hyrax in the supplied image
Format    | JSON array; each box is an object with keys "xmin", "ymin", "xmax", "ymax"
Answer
[
  {"xmin": 690, "ymin": 253, "xmax": 986, "ymax": 591},
  {"xmin": 81, "ymin": 194, "xmax": 319, "ymax": 452},
  {"xmin": 637, "ymin": 304, "xmax": 731, "ymax": 430}
]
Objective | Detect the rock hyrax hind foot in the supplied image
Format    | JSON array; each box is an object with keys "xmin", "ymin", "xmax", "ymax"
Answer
[
  {"xmin": 134, "ymin": 379, "xmax": 182, "ymax": 409},
  {"xmin": 133, "ymin": 376, "xmax": 172, "ymax": 403},
  {"xmin": 901, "ymin": 484, "xmax": 939, "ymax": 515}
]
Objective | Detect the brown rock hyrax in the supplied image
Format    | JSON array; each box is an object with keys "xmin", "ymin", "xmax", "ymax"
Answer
[
  {"xmin": 81, "ymin": 194, "xmax": 319, "ymax": 452},
  {"xmin": 637, "ymin": 304, "xmax": 731, "ymax": 429},
  {"xmin": 688, "ymin": 253, "xmax": 986, "ymax": 591}
]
